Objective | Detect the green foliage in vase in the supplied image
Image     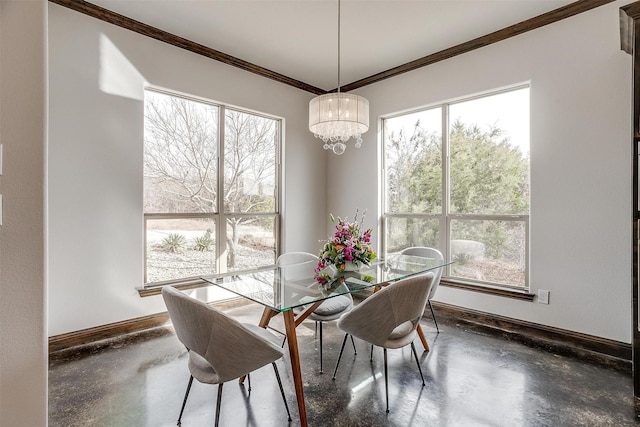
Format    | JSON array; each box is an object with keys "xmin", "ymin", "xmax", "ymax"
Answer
[{"xmin": 314, "ymin": 210, "xmax": 377, "ymax": 285}]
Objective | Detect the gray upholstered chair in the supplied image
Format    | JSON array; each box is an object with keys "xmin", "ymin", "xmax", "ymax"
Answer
[
  {"xmin": 161, "ymin": 286, "xmax": 291, "ymax": 426},
  {"xmin": 277, "ymin": 252, "xmax": 355, "ymax": 373},
  {"xmin": 332, "ymin": 272, "xmax": 435, "ymax": 413},
  {"xmin": 400, "ymin": 246, "xmax": 444, "ymax": 332}
]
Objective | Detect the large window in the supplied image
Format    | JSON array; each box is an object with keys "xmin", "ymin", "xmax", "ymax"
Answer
[
  {"xmin": 144, "ymin": 89, "xmax": 280, "ymax": 285},
  {"xmin": 383, "ymin": 86, "xmax": 529, "ymax": 289}
]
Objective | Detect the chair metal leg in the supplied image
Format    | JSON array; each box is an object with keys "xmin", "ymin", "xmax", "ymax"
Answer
[
  {"xmin": 272, "ymin": 362, "xmax": 292, "ymax": 421},
  {"xmin": 429, "ymin": 300, "xmax": 440, "ymax": 333},
  {"xmin": 383, "ymin": 348, "xmax": 389, "ymax": 413},
  {"xmin": 319, "ymin": 321, "xmax": 323, "ymax": 373},
  {"xmin": 370, "ymin": 344, "xmax": 374, "ymax": 361},
  {"xmin": 411, "ymin": 341, "xmax": 426, "ymax": 386},
  {"xmin": 332, "ymin": 333, "xmax": 349, "ymax": 380},
  {"xmin": 247, "ymin": 372, "xmax": 251, "ymax": 392},
  {"xmin": 215, "ymin": 383, "xmax": 224, "ymax": 427},
  {"xmin": 350, "ymin": 335, "xmax": 357, "ymax": 355},
  {"xmin": 177, "ymin": 375, "xmax": 194, "ymax": 426}
]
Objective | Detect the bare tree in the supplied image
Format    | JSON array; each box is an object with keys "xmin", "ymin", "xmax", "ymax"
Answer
[
  {"xmin": 223, "ymin": 109, "xmax": 276, "ymax": 266},
  {"xmin": 144, "ymin": 92, "xmax": 276, "ymax": 267},
  {"xmin": 144, "ymin": 93, "xmax": 218, "ymax": 213}
]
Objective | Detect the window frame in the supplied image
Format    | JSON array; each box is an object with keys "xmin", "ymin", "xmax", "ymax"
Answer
[
  {"xmin": 143, "ymin": 87, "xmax": 282, "ymax": 288},
  {"xmin": 381, "ymin": 85, "xmax": 530, "ymax": 291}
]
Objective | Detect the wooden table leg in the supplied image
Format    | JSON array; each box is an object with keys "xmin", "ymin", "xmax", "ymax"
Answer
[
  {"xmin": 283, "ymin": 309, "xmax": 308, "ymax": 427},
  {"xmin": 259, "ymin": 306, "xmax": 278, "ymax": 328},
  {"xmin": 416, "ymin": 324, "xmax": 430, "ymax": 351}
]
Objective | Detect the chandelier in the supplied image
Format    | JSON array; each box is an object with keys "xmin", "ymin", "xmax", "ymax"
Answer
[{"xmin": 308, "ymin": 0, "xmax": 369, "ymax": 155}]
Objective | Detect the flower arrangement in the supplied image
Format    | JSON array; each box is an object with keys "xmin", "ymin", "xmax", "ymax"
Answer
[{"xmin": 314, "ymin": 210, "xmax": 377, "ymax": 285}]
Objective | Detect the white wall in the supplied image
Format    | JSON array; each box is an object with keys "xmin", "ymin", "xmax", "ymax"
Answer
[
  {"xmin": 2, "ymin": 1, "xmax": 629, "ymax": 423},
  {"xmin": 329, "ymin": 1, "xmax": 633, "ymax": 343},
  {"xmin": 0, "ymin": 0, "xmax": 48, "ymax": 425},
  {"xmin": 47, "ymin": 0, "xmax": 634, "ymax": 343},
  {"xmin": 48, "ymin": 4, "xmax": 326, "ymax": 336}
]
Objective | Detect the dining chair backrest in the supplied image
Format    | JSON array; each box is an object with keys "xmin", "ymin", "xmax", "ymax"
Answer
[
  {"xmin": 337, "ymin": 272, "xmax": 434, "ymax": 348},
  {"xmin": 162, "ymin": 286, "xmax": 283, "ymax": 383},
  {"xmin": 277, "ymin": 252, "xmax": 318, "ymax": 265},
  {"xmin": 277, "ymin": 252, "xmax": 319, "ymax": 282},
  {"xmin": 400, "ymin": 246, "xmax": 443, "ymax": 300}
]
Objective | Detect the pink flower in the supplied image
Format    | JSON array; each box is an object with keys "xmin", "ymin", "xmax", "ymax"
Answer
[
  {"xmin": 314, "ymin": 211, "xmax": 377, "ymax": 285},
  {"xmin": 344, "ymin": 246, "xmax": 354, "ymax": 261},
  {"xmin": 314, "ymin": 259, "xmax": 327, "ymax": 274}
]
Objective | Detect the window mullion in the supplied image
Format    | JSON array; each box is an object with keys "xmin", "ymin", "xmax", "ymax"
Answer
[
  {"xmin": 380, "ymin": 119, "xmax": 388, "ymax": 255},
  {"xmin": 442, "ymin": 104, "xmax": 450, "ymax": 273},
  {"xmin": 217, "ymin": 105, "xmax": 227, "ymax": 273},
  {"xmin": 275, "ymin": 121, "xmax": 282, "ymax": 258}
]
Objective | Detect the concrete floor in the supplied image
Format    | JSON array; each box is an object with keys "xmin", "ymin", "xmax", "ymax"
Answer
[{"xmin": 49, "ymin": 302, "xmax": 640, "ymax": 427}]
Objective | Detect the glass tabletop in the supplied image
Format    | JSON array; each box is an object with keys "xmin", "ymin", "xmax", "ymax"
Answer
[{"xmin": 200, "ymin": 254, "xmax": 451, "ymax": 312}]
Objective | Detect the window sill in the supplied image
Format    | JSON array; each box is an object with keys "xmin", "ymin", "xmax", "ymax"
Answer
[
  {"xmin": 440, "ymin": 279, "xmax": 535, "ymax": 301},
  {"xmin": 137, "ymin": 279, "xmax": 208, "ymax": 297},
  {"xmin": 138, "ymin": 277, "xmax": 535, "ymax": 302}
]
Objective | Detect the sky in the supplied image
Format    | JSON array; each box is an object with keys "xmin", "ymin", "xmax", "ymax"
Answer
[
  {"xmin": 385, "ymin": 86, "xmax": 530, "ymax": 156},
  {"xmin": 451, "ymin": 87, "xmax": 530, "ymax": 155}
]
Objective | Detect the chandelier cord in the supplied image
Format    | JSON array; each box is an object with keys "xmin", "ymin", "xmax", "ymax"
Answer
[
  {"xmin": 307, "ymin": 0, "xmax": 369, "ymax": 155},
  {"xmin": 337, "ymin": 0, "xmax": 341, "ymax": 95}
]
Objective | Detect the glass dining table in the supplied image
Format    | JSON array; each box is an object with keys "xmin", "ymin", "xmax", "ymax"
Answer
[{"xmin": 200, "ymin": 254, "xmax": 450, "ymax": 427}]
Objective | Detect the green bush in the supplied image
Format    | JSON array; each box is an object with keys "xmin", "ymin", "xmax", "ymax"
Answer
[
  {"xmin": 162, "ymin": 233, "xmax": 186, "ymax": 253},
  {"xmin": 194, "ymin": 229, "xmax": 213, "ymax": 252},
  {"xmin": 453, "ymin": 253, "xmax": 474, "ymax": 265}
]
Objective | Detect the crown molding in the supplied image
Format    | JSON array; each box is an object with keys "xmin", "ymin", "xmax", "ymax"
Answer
[
  {"xmin": 341, "ymin": 0, "xmax": 615, "ymax": 91},
  {"xmin": 49, "ymin": 0, "xmax": 326, "ymax": 95},
  {"xmin": 49, "ymin": 0, "xmax": 615, "ymax": 93}
]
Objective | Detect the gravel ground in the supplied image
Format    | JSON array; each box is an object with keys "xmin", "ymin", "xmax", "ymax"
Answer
[
  {"xmin": 146, "ymin": 244, "xmax": 274, "ymax": 283},
  {"xmin": 147, "ymin": 241, "xmax": 523, "ymax": 287},
  {"xmin": 451, "ymin": 258, "xmax": 525, "ymax": 287}
]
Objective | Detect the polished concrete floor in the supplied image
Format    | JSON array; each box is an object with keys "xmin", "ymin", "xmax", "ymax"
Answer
[{"xmin": 49, "ymin": 302, "xmax": 640, "ymax": 427}]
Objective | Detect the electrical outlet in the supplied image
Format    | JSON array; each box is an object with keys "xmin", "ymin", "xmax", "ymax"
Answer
[{"xmin": 538, "ymin": 289, "xmax": 550, "ymax": 304}]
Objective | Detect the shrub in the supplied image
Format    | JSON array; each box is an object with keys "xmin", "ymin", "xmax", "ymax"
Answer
[
  {"xmin": 162, "ymin": 233, "xmax": 186, "ymax": 253},
  {"xmin": 453, "ymin": 252, "xmax": 474, "ymax": 265},
  {"xmin": 194, "ymin": 229, "xmax": 213, "ymax": 252}
]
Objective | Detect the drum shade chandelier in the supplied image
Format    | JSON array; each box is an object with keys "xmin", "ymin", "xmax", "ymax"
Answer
[{"xmin": 308, "ymin": 0, "xmax": 369, "ymax": 155}]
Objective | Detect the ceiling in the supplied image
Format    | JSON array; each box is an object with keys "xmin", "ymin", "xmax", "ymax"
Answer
[{"xmin": 86, "ymin": 0, "xmax": 580, "ymax": 92}]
